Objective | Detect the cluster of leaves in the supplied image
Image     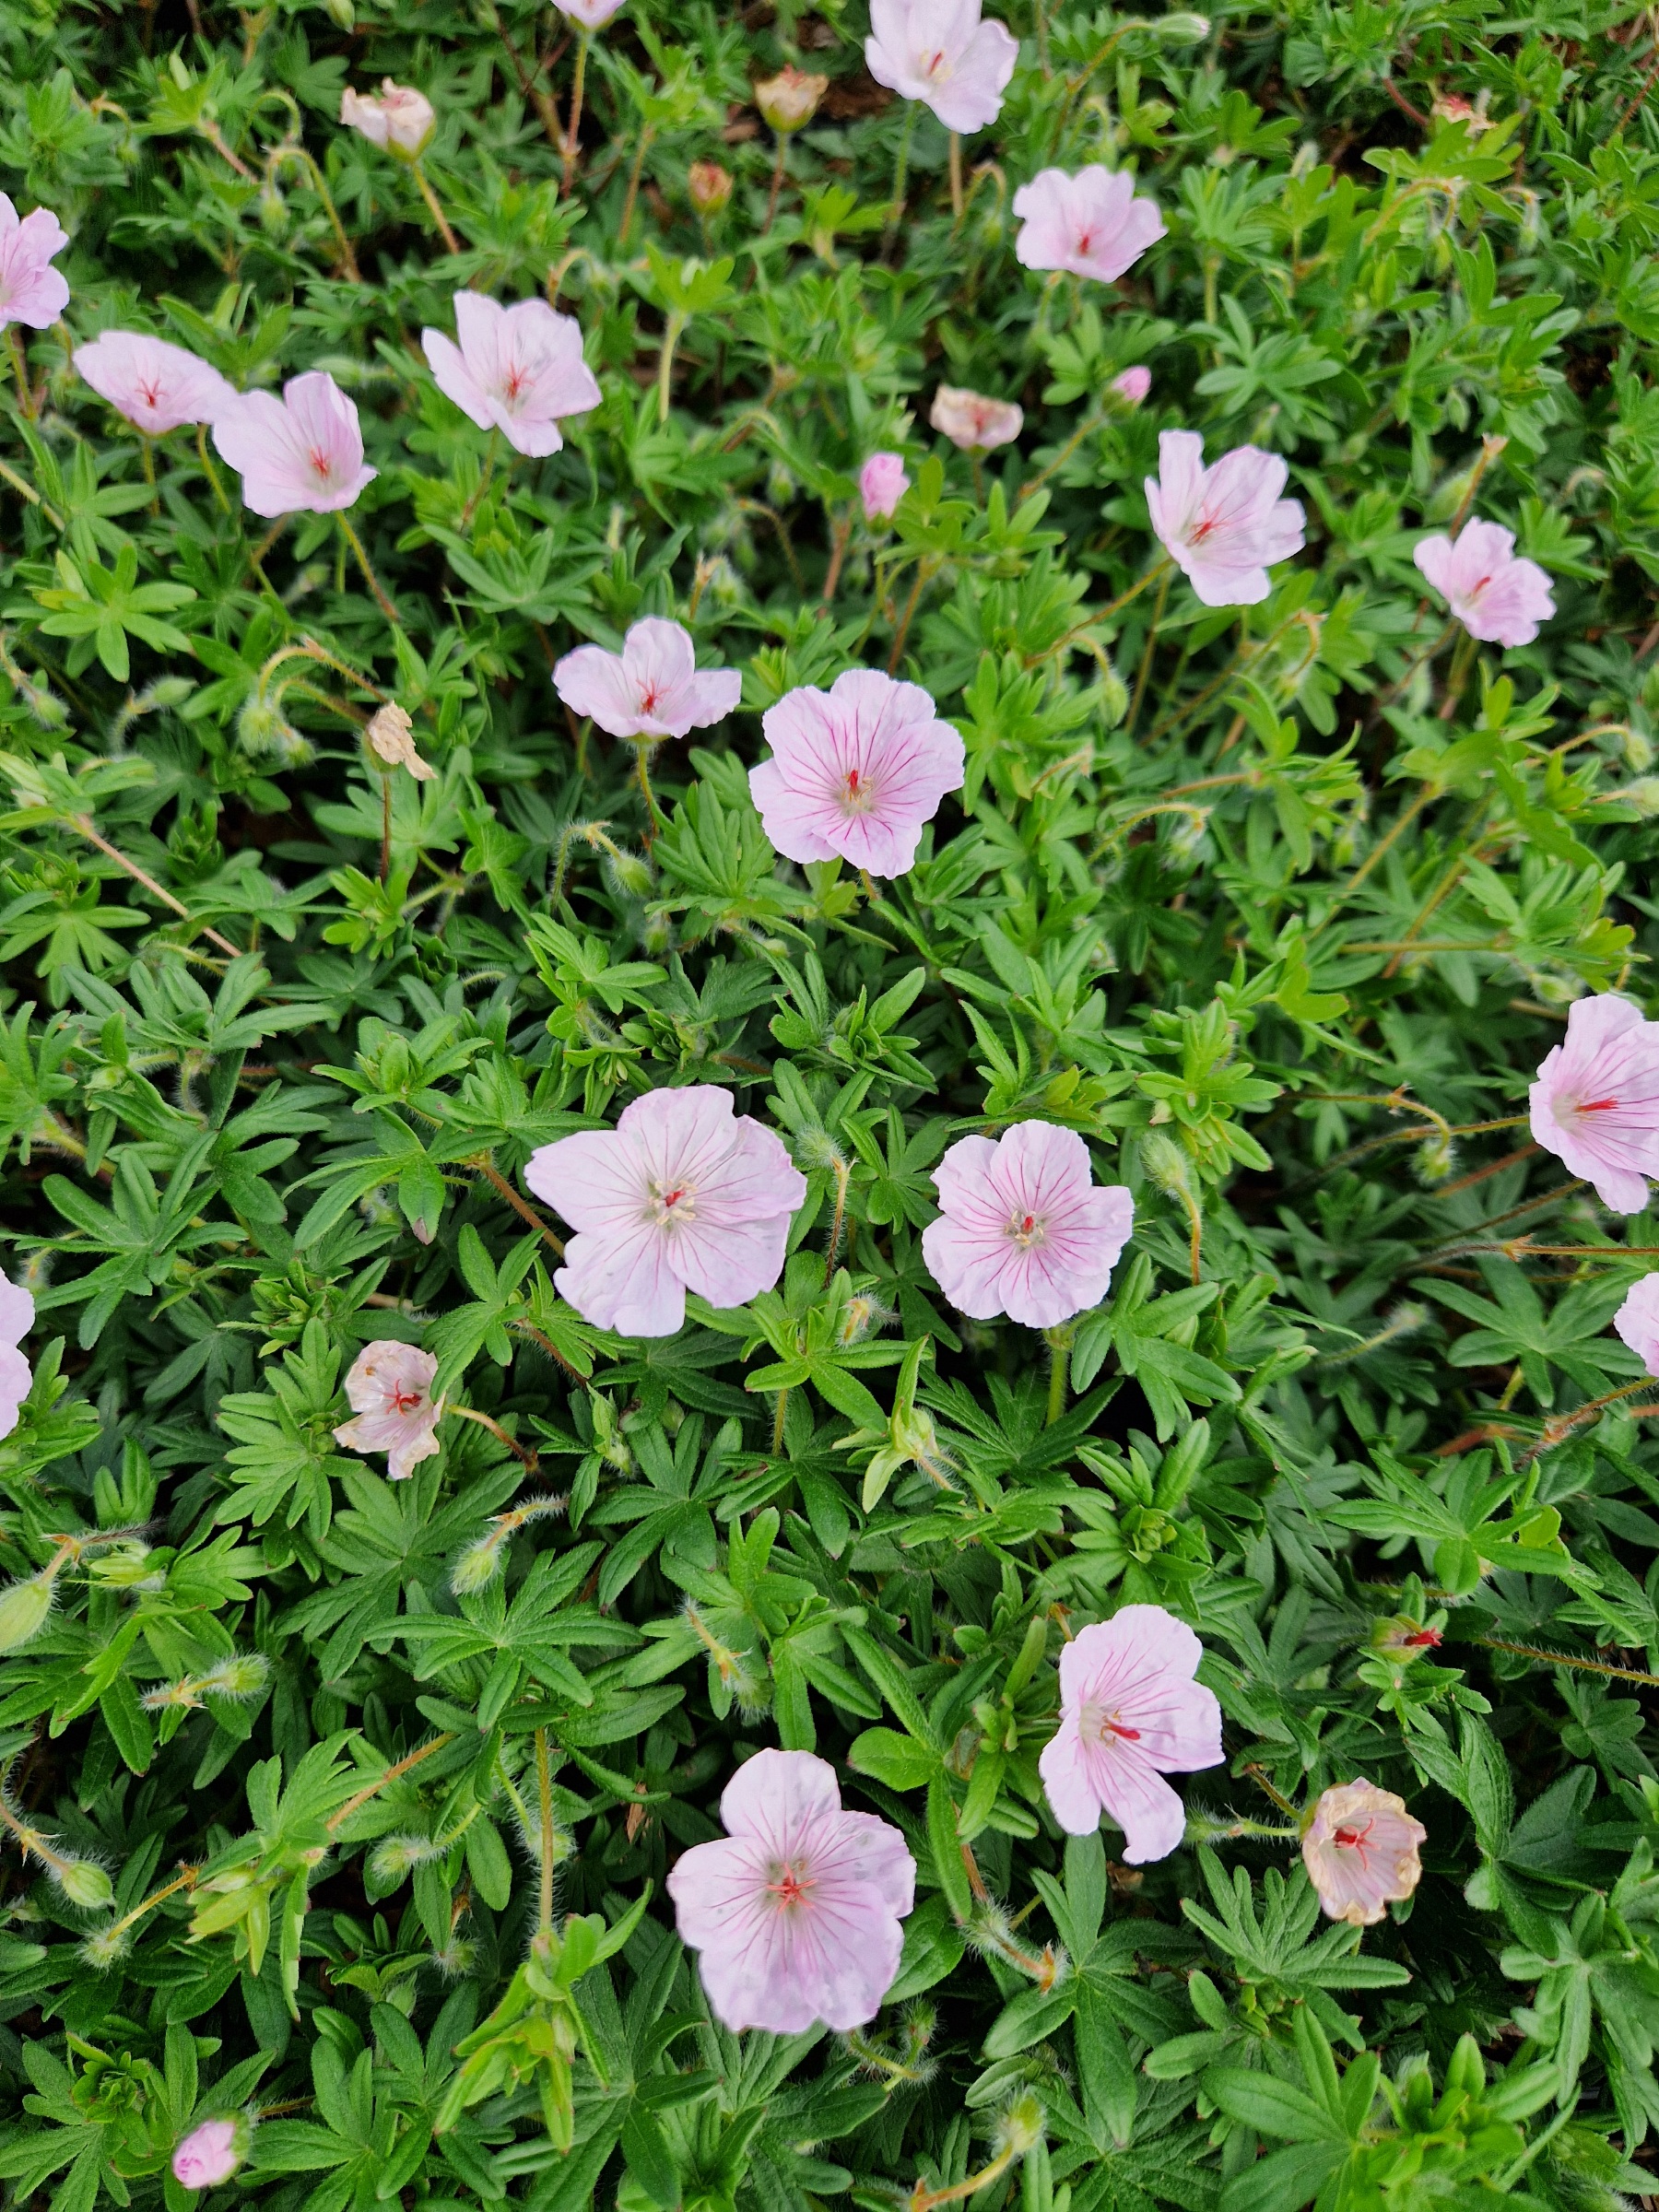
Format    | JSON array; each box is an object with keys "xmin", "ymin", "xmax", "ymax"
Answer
[{"xmin": 6, "ymin": 1, "xmax": 1659, "ymax": 2209}]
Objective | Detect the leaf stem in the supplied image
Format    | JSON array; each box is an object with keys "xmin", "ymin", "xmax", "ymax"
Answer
[{"xmin": 71, "ymin": 815, "xmax": 241, "ymax": 959}]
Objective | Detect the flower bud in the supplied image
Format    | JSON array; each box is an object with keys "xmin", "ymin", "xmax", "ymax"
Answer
[
  {"xmin": 1110, "ymin": 365, "xmax": 1151, "ymax": 407},
  {"xmin": 54, "ymin": 1858, "xmax": 114, "ymax": 1909},
  {"xmin": 172, "ymin": 2115, "xmax": 251, "ymax": 2191},
  {"xmin": 860, "ymin": 451, "xmax": 910, "ymax": 523},
  {"xmin": 688, "ymin": 160, "xmax": 734, "ymax": 216},
  {"xmin": 0, "ymin": 1572, "xmax": 53, "ymax": 1653},
  {"xmin": 754, "ymin": 66, "xmax": 829, "ymax": 134},
  {"xmin": 340, "ymin": 80, "xmax": 435, "ymax": 161},
  {"xmin": 1155, "ymin": 10, "xmax": 1210, "ymax": 39}
]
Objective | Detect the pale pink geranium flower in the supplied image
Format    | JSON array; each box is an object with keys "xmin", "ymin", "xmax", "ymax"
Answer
[
  {"xmin": 212, "ymin": 371, "xmax": 377, "ymax": 519},
  {"xmin": 865, "ymin": 0, "xmax": 1019, "ymax": 134},
  {"xmin": 861, "ymin": 451, "xmax": 911, "ymax": 522},
  {"xmin": 1413, "ymin": 518, "xmax": 1554, "ymax": 648},
  {"xmin": 340, "ymin": 81, "xmax": 435, "ymax": 159},
  {"xmin": 0, "ymin": 1278, "xmax": 32, "ymax": 1445},
  {"xmin": 422, "ymin": 293, "xmax": 600, "ymax": 459},
  {"xmin": 1615, "ymin": 1274, "xmax": 1659, "ymax": 1377},
  {"xmin": 75, "ymin": 333, "xmax": 234, "ymax": 436},
  {"xmin": 1111, "ymin": 366, "xmax": 1151, "ymax": 407},
  {"xmin": 1300, "ymin": 1780, "xmax": 1426, "ymax": 1927},
  {"xmin": 0, "ymin": 196, "xmax": 69, "ymax": 333},
  {"xmin": 553, "ymin": 618, "xmax": 740, "ymax": 741},
  {"xmin": 1529, "ymin": 993, "xmax": 1659, "ymax": 1213},
  {"xmin": 923, "ymin": 1122, "xmax": 1133, "ymax": 1329},
  {"xmin": 1013, "ymin": 167, "xmax": 1165, "ymax": 284},
  {"xmin": 1039, "ymin": 1606, "xmax": 1223, "ymax": 1862},
  {"xmin": 931, "ymin": 384, "xmax": 1023, "ymax": 453},
  {"xmin": 333, "ymin": 1342, "xmax": 441, "ymax": 1481},
  {"xmin": 558, "ymin": 0, "xmax": 628, "ymax": 25},
  {"xmin": 749, "ymin": 668, "xmax": 965, "ymax": 878},
  {"xmin": 172, "ymin": 2117, "xmax": 245, "ymax": 2190},
  {"xmin": 525, "ymin": 1087, "xmax": 806, "ymax": 1336},
  {"xmin": 1146, "ymin": 429, "xmax": 1305, "ymax": 606},
  {"xmin": 667, "ymin": 1748, "xmax": 915, "ymax": 2032}
]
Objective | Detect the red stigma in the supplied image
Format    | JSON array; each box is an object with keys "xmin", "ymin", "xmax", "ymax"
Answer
[
  {"xmin": 1577, "ymin": 1098, "xmax": 1619, "ymax": 1112},
  {"xmin": 1402, "ymin": 1629, "xmax": 1441, "ymax": 1648},
  {"xmin": 1104, "ymin": 1721, "xmax": 1141, "ymax": 1741}
]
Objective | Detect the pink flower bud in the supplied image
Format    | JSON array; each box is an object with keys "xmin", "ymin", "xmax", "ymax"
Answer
[
  {"xmin": 754, "ymin": 65, "xmax": 829, "ymax": 134},
  {"xmin": 172, "ymin": 2118, "xmax": 246, "ymax": 2191},
  {"xmin": 340, "ymin": 80, "xmax": 435, "ymax": 160},
  {"xmin": 859, "ymin": 451, "xmax": 910, "ymax": 522},
  {"xmin": 688, "ymin": 160, "xmax": 734, "ymax": 215},
  {"xmin": 1111, "ymin": 365, "xmax": 1151, "ymax": 407}
]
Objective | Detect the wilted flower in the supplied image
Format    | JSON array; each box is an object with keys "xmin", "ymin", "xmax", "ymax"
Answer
[
  {"xmin": 333, "ymin": 1341, "xmax": 441, "ymax": 1480},
  {"xmin": 340, "ymin": 80, "xmax": 435, "ymax": 159},
  {"xmin": 1039, "ymin": 1606, "xmax": 1224, "ymax": 1862},
  {"xmin": 923, "ymin": 1122, "xmax": 1134, "ymax": 1329},
  {"xmin": 1012, "ymin": 167, "xmax": 1165, "ymax": 284},
  {"xmin": 212, "ymin": 371, "xmax": 377, "ymax": 519},
  {"xmin": 667, "ymin": 1747, "xmax": 916, "ymax": 2031},
  {"xmin": 931, "ymin": 384, "xmax": 1024, "ymax": 453},
  {"xmin": 755, "ymin": 65, "xmax": 829, "ymax": 133},
  {"xmin": 554, "ymin": 618, "xmax": 740, "ymax": 741},
  {"xmin": 1300, "ymin": 1780, "xmax": 1426, "ymax": 1926},
  {"xmin": 0, "ymin": 195, "xmax": 70, "ymax": 332},
  {"xmin": 865, "ymin": 0, "xmax": 1019, "ymax": 134},
  {"xmin": 524, "ymin": 1086, "xmax": 806, "ymax": 1336},
  {"xmin": 1615, "ymin": 1273, "xmax": 1659, "ymax": 1377},
  {"xmin": 1146, "ymin": 429, "xmax": 1306, "ymax": 607},
  {"xmin": 365, "ymin": 702, "xmax": 436, "ymax": 782},
  {"xmin": 172, "ymin": 2117, "xmax": 247, "ymax": 2191},
  {"xmin": 75, "ymin": 333, "xmax": 234, "ymax": 435},
  {"xmin": 860, "ymin": 451, "xmax": 911, "ymax": 522},
  {"xmin": 421, "ymin": 291, "xmax": 600, "ymax": 459},
  {"xmin": 1529, "ymin": 993, "xmax": 1659, "ymax": 1213},
  {"xmin": 749, "ymin": 667, "xmax": 965, "ymax": 878},
  {"xmin": 1412, "ymin": 518, "xmax": 1555, "ymax": 648},
  {"xmin": 1111, "ymin": 365, "xmax": 1151, "ymax": 406},
  {"xmin": 688, "ymin": 160, "xmax": 734, "ymax": 215}
]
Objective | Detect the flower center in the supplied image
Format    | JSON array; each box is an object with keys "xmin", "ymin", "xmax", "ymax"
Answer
[
  {"xmin": 1006, "ymin": 1209, "xmax": 1045, "ymax": 1248},
  {"xmin": 1333, "ymin": 1819, "xmax": 1374, "ymax": 1860},
  {"xmin": 502, "ymin": 361, "xmax": 528, "ymax": 402},
  {"xmin": 841, "ymin": 764, "xmax": 875, "ymax": 813},
  {"xmin": 387, "ymin": 1385, "xmax": 424, "ymax": 1415},
  {"xmin": 1190, "ymin": 515, "xmax": 1218, "ymax": 543},
  {"xmin": 309, "ymin": 447, "xmax": 335, "ymax": 482},
  {"xmin": 1083, "ymin": 1702, "xmax": 1141, "ymax": 1745},
  {"xmin": 1076, "ymin": 229, "xmax": 1094, "ymax": 254},
  {"xmin": 639, "ymin": 682, "xmax": 662, "ymax": 715},
  {"xmin": 648, "ymin": 1178, "xmax": 696, "ymax": 1228},
  {"xmin": 766, "ymin": 1862, "xmax": 814, "ymax": 1910},
  {"xmin": 1573, "ymin": 1096, "xmax": 1619, "ymax": 1113},
  {"xmin": 922, "ymin": 46, "xmax": 951, "ymax": 81}
]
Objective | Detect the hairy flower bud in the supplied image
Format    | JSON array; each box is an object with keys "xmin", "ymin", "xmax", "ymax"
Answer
[
  {"xmin": 0, "ymin": 1572, "xmax": 54, "ymax": 1653},
  {"xmin": 53, "ymin": 1857, "xmax": 114, "ymax": 1909},
  {"xmin": 755, "ymin": 66, "xmax": 829, "ymax": 133}
]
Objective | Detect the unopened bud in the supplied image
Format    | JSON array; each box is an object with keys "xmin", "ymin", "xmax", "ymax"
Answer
[
  {"xmin": 54, "ymin": 1858, "xmax": 115, "ymax": 1909},
  {"xmin": 340, "ymin": 80, "xmax": 435, "ymax": 161},
  {"xmin": 754, "ymin": 66, "xmax": 828, "ymax": 134},
  {"xmin": 1155, "ymin": 11, "xmax": 1210, "ymax": 39},
  {"xmin": 688, "ymin": 160, "xmax": 734, "ymax": 215},
  {"xmin": 0, "ymin": 1573, "xmax": 54, "ymax": 1653}
]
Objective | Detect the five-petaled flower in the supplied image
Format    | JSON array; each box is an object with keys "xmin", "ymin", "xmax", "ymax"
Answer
[
  {"xmin": 212, "ymin": 371, "xmax": 377, "ymax": 518},
  {"xmin": 340, "ymin": 80, "xmax": 436, "ymax": 159},
  {"xmin": 422, "ymin": 292, "xmax": 601, "ymax": 458},
  {"xmin": 1146, "ymin": 429, "xmax": 1306, "ymax": 606},
  {"xmin": 334, "ymin": 1342, "xmax": 441, "ymax": 1481},
  {"xmin": 553, "ymin": 618, "xmax": 740, "ymax": 741},
  {"xmin": 1300, "ymin": 1780, "xmax": 1425, "ymax": 1926},
  {"xmin": 865, "ymin": 0, "xmax": 1019, "ymax": 134},
  {"xmin": 923, "ymin": 1122, "xmax": 1134, "ymax": 1329},
  {"xmin": 1039, "ymin": 1605, "xmax": 1224, "ymax": 1862},
  {"xmin": 1529, "ymin": 992, "xmax": 1659, "ymax": 1213},
  {"xmin": 1413, "ymin": 518, "xmax": 1555, "ymax": 648},
  {"xmin": 75, "ymin": 332, "xmax": 234, "ymax": 436},
  {"xmin": 557, "ymin": 0, "xmax": 629, "ymax": 24},
  {"xmin": 1013, "ymin": 167, "xmax": 1165, "ymax": 284},
  {"xmin": 667, "ymin": 1747, "xmax": 916, "ymax": 2032},
  {"xmin": 0, "ymin": 194, "xmax": 69, "ymax": 333},
  {"xmin": 524, "ymin": 1086, "xmax": 806, "ymax": 1337},
  {"xmin": 749, "ymin": 667, "xmax": 965, "ymax": 878},
  {"xmin": 931, "ymin": 384, "xmax": 1023, "ymax": 453},
  {"xmin": 0, "ymin": 1278, "xmax": 32, "ymax": 1444}
]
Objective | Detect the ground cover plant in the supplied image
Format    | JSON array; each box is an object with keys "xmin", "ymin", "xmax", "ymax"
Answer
[{"xmin": 9, "ymin": 0, "xmax": 1659, "ymax": 2207}]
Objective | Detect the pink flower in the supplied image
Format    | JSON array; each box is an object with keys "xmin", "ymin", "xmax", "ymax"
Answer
[
  {"xmin": 865, "ymin": 0, "xmax": 1019, "ymax": 134},
  {"xmin": 1529, "ymin": 993, "xmax": 1659, "ymax": 1213},
  {"xmin": 922, "ymin": 1122, "xmax": 1133, "ymax": 1329},
  {"xmin": 212, "ymin": 371, "xmax": 377, "ymax": 519},
  {"xmin": 0, "ymin": 197, "xmax": 67, "ymax": 335},
  {"xmin": 340, "ymin": 81, "xmax": 435, "ymax": 160},
  {"xmin": 553, "ymin": 618, "xmax": 740, "ymax": 742},
  {"xmin": 1012, "ymin": 167, "xmax": 1165, "ymax": 284},
  {"xmin": 860, "ymin": 451, "xmax": 911, "ymax": 522},
  {"xmin": 1300, "ymin": 1780, "xmax": 1426, "ymax": 1927},
  {"xmin": 931, "ymin": 384, "xmax": 1023, "ymax": 453},
  {"xmin": 0, "ymin": 1278, "xmax": 32, "ymax": 1445},
  {"xmin": 524, "ymin": 1087, "xmax": 806, "ymax": 1336},
  {"xmin": 1412, "ymin": 518, "xmax": 1555, "ymax": 648},
  {"xmin": 666, "ymin": 1748, "xmax": 915, "ymax": 2032},
  {"xmin": 1039, "ymin": 1606, "xmax": 1223, "ymax": 1862},
  {"xmin": 558, "ymin": 0, "xmax": 628, "ymax": 24},
  {"xmin": 1615, "ymin": 1274, "xmax": 1659, "ymax": 1377},
  {"xmin": 1111, "ymin": 365, "xmax": 1151, "ymax": 407},
  {"xmin": 422, "ymin": 292, "xmax": 600, "ymax": 459},
  {"xmin": 172, "ymin": 2117, "xmax": 244, "ymax": 2190},
  {"xmin": 749, "ymin": 668, "xmax": 965, "ymax": 878},
  {"xmin": 1146, "ymin": 429, "xmax": 1305, "ymax": 607},
  {"xmin": 75, "ymin": 332, "xmax": 234, "ymax": 436},
  {"xmin": 333, "ymin": 1342, "xmax": 441, "ymax": 1481}
]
